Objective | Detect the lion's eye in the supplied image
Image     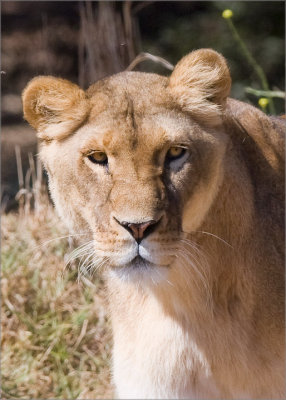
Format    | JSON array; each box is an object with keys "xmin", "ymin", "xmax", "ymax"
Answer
[
  {"xmin": 87, "ymin": 151, "xmax": 108, "ymax": 165},
  {"xmin": 166, "ymin": 146, "xmax": 186, "ymax": 161}
]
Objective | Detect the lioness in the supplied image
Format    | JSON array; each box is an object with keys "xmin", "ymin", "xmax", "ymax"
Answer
[{"xmin": 22, "ymin": 49, "xmax": 285, "ymax": 399}]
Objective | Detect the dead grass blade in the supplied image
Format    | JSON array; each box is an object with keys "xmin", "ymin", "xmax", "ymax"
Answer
[{"xmin": 126, "ymin": 51, "xmax": 174, "ymax": 71}]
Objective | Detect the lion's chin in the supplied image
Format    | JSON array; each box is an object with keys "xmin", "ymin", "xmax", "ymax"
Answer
[{"xmin": 109, "ymin": 255, "xmax": 170, "ymax": 286}]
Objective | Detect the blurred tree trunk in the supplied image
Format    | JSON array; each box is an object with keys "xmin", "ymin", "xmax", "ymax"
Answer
[{"xmin": 78, "ymin": 1, "xmax": 141, "ymax": 88}]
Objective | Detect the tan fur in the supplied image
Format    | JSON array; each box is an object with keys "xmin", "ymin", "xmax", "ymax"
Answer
[
  {"xmin": 22, "ymin": 76, "xmax": 90, "ymax": 140},
  {"xmin": 169, "ymin": 49, "xmax": 231, "ymax": 125},
  {"xmin": 22, "ymin": 49, "xmax": 285, "ymax": 399}
]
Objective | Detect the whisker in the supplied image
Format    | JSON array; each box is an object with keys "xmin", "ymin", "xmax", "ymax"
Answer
[
  {"xmin": 30, "ymin": 231, "xmax": 91, "ymax": 253},
  {"xmin": 180, "ymin": 239, "xmax": 210, "ymax": 279},
  {"xmin": 65, "ymin": 240, "xmax": 94, "ymax": 264},
  {"xmin": 78, "ymin": 251, "xmax": 97, "ymax": 282},
  {"xmin": 177, "ymin": 240, "xmax": 212, "ymax": 307},
  {"xmin": 158, "ymin": 264, "xmax": 174, "ymax": 287},
  {"xmin": 89, "ymin": 256, "xmax": 109, "ymax": 278},
  {"xmin": 73, "ymin": 247, "xmax": 109, "ymax": 284},
  {"xmin": 182, "ymin": 229, "xmax": 233, "ymax": 248},
  {"xmin": 197, "ymin": 231, "xmax": 233, "ymax": 248},
  {"xmin": 178, "ymin": 249, "xmax": 207, "ymax": 291},
  {"xmin": 62, "ymin": 240, "xmax": 95, "ymax": 277},
  {"xmin": 177, "ymin": 250, "xmax": 203, "ymax": 295}
]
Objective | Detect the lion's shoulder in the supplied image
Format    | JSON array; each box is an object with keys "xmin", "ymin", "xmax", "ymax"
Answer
[
  {"xmin": 224, "ymin": 98, "xmax": 284, "ymax": 250},
  {"xmin": 226, "ymin": 99, "xmax": 286, "ymax": 166}
]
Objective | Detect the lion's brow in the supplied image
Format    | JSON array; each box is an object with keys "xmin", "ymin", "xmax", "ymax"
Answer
[{"xmin": 125, "ymin": 93, "xmax": 138, "ymax": 149}]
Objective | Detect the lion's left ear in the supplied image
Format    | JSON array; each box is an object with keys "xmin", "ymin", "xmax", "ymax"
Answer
[
  {"xmin": 22, "ymin": 76, "xmax": 90, "ymax": 140},
  {"xmin": 169, "ymin": 49, "xmax": 231, "ymax": 125}
]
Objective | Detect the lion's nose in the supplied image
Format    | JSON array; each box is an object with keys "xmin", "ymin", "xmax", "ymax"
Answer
[{"xmin": 114, "ymin": 218, "xmax": 160, "ymax": 243}]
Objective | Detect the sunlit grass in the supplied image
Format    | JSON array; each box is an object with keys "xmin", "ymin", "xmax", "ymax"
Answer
[{"xmin": 1, "ymin": 202, "xmax": 113, "ymax": 399}]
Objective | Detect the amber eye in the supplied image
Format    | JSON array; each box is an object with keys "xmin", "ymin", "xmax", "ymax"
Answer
[
  {"xmin": 87, "ymin": 151, "xmax": 108, "ymax": 165},
  {"xmin": 166, "ymin": 146, "xmax": 186, "ymax": 161}
]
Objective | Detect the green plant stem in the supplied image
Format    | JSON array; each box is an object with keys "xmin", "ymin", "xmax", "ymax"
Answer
[
  {"xmin": 226, "ymin": 18, "xmax": 275, "ymax": 114},
  {"xmin": 245, "ymin": 87, "xmax": 285, "ymax": 99}
]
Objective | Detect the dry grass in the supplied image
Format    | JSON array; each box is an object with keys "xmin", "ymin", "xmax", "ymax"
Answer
[{"xmin": 1, "ymin": 194, "xmax": 113, "ymax": 399}]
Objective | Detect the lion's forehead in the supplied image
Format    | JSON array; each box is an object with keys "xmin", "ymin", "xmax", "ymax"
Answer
[
  {"xmin": 83, "ymin": 72, "xmax": 207, "ymax": 155},
  {"xmin": 87, "ymin": 71, "xmax": 170, "ymax": 112},
  {"xmin": 81, "ymin": 106, "xmax": 199, "ymax": 158}
]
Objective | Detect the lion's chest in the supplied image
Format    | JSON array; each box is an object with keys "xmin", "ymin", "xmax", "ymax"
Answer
[{"xmin": 111, "ymin": 298, "xmax": 220, "ymax": 399}]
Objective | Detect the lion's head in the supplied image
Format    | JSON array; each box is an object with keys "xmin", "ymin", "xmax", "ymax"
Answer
[{"xmin": 22, "ymin": 49, "xmax": 232, "ymax": 282}]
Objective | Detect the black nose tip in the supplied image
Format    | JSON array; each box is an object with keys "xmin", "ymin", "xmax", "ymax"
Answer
[{"xmin": 114, "ymin": 218, "xmax": 161, "ymax": 243}]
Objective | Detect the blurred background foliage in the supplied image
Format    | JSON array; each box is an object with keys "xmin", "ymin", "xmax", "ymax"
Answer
[
  {"xmin": 2, "ymin": 1, "xmax": 285, "ymax": 121},
  {"xmin": 1, "ymin": 1, "xmax": 285, "ymax": 208}
]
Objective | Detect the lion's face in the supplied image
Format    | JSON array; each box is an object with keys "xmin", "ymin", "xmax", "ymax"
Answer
[{"xmin": 22, "ymin": 49, "xmax": 230, "ymax": 280}]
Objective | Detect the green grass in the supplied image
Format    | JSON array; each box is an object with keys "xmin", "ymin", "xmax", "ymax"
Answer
[{"xmin": 1, "ymin": 203, "xmax": 113, "ymax": 399}]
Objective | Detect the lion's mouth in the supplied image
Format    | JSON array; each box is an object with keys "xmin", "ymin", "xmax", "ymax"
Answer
[{"xmin": 125, "ymin": 255, "xmax": 156, "ymax": 269}]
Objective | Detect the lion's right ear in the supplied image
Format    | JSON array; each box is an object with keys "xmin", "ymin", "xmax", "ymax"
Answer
[
  {"xmin": 169, "ymin": 49, "xmax": 231, "ymax": 125},
  {"xmin": 22, "ymin": 76, "xmax": 90, "ymax": 140}
]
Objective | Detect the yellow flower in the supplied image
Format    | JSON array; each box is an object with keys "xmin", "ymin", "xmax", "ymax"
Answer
[
  {"xmin": 222, "ymin": 9, "xmax": 233, "ymax": 19},
  {"xmin": 258, "ymin": 98, "xmax": 269, "ymax": 108}
]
